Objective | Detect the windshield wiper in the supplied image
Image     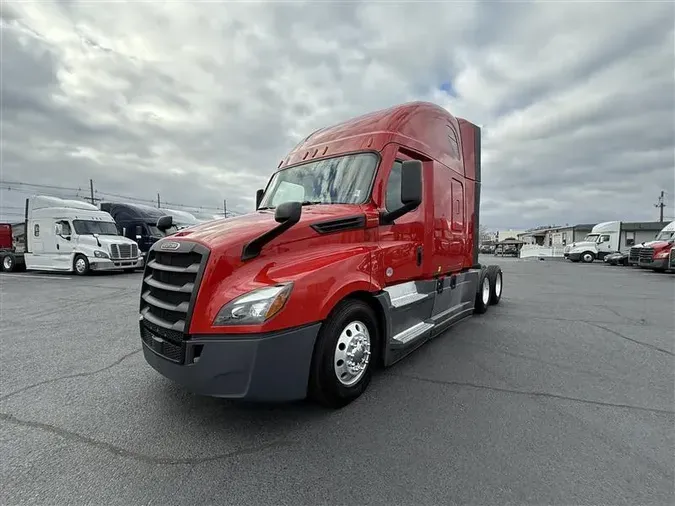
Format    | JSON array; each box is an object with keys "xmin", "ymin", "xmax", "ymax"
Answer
[{"xmin": 301, "ymin": 200, "xmax": 324, "ymax": 206}]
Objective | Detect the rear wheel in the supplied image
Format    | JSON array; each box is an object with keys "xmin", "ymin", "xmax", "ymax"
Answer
[
  {"xmin": 486, "ymin": 265, "xmax": 503, "ymax": 305},
  {"xmin": 473, "ymin": 271, "xmax": 490, "ymax": 314},
  {"xmin": 73, "ymin": 254, "xmax": 90, "ymax": 275},
  {"xmin": 309, "ymin": 299, "xmax": 378, "ymax": 409},
  {"xmin": 581, "ymin": 251, "xmax": 595, "ymax": 263},
  {"xmin": 2, "ymin": 254, "xmax": 16, "ymax": 272}
]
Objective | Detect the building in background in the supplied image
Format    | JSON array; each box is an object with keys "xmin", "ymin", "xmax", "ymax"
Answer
[
  {"xmin": 519, "ymin": 224, "xmax": 595, "ymax": 247},
  {"xmin": 495, "ymin": 229, "xmax": 527, "ymax": 242}
]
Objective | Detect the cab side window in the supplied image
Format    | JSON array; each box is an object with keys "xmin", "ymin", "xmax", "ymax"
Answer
[
  {"xmin": 60, "ymin": 221, "xmax": 72, "ymax": 236},
  {"xmin": 600, "ymin": 234, "xmax": 610, "ymax": 243},
  {"xmin": 385, "ymin": 160, "xmax": 404, "ymax": 212}
]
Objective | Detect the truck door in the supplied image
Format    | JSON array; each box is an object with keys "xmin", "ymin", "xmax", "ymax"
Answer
[
  {"xmin": 378, "ymin": 153, "xmax": 428, "ymax": 286},
  {"xmin": 597, "ymin": 234, "xmax": 613, "ymax": 257},
  {"xmin": 54, "ymin": 220, "xmax": 75, "ymax": 269}
]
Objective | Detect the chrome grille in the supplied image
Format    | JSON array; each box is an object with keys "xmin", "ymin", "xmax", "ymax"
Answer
[
  {"xmin": 628, "ymin": 247, "xmax": 641, "ymax": 262},
  {"xmin": 139, "ymin": 242, "xmax": 209, "ymax": 339},
  {"xmin": 111, "ymin": 243, "xmax": 137, "ymax": 259},
  {"xmin": 638, "ymin": 247, "xmax": 654, "ymax": 263}
]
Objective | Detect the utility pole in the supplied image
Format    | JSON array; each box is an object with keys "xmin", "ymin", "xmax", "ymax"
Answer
[
  {"xmin": 83, "ymin": 179, "xmax": 99, "ymax": 205},
  {"xmin": 157, "ymin": 193, "xmax": 161, "ymax": 208},
  {"xmin": 654, "ymin": 190, "xmax": 665, "ymax": 222},
  {"xmin": 223, "ymin": 199, "xmax": 227, "ymax": 217}
]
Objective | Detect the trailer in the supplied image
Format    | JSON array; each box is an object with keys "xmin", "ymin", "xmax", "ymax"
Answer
[{"xmin": 138, "ymin": 101, "xmax": 505, "ymax": 408}]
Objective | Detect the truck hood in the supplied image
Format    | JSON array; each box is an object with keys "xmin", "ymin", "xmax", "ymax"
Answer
[
  {"xmin": 648, "ymin": 240, "xmax": 673, "ymax": 252},
  {"xmin": 567, "ymin": 241, "xmax": 597, "ymax": 250},
  {"xmin": 78, "ymin": 234, "xmax": 137, "ymax": 248},
  {"xmin": 171, "ymin": 205, "xmax": 367, "ymax": 253}
]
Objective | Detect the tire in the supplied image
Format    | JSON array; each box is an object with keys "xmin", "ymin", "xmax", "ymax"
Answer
[
  {"xmin": 473, "ymin": 270, "xmax": 490, "ymax": 314},
  {"xmin": 581, "ymin": 251, "xmax": 595, "ymax": 263},
  {"xmin": 73, "ymin": 254, "xmax": 90, "ymax": 275},
  {"xmin": 2, "ymin": 254, "xmax": 16, "ymax": 272},
  {"xmin": 308, "ymin": 299, "xmax": 378, "ymax": 409},
  {"xmin": 486, "ymin": 265, "xmax": 503, "ymax": 305}
]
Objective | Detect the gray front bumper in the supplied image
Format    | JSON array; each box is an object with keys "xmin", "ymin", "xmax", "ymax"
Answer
[{"xmin": 141, "ymin": 320, "xmax": 321, "ymax": 402}]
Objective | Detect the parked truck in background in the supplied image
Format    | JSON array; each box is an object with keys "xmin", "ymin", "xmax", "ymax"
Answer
[
  {"xmin": 564, "ymin": 221, "xmax": 665, "ymax": 263},
  {"xmin": 11, "ymin": 196, "xmax": 144, "ymax": 275},
  {"xmin": 564, "ymin": 221, "xmax": 621, "ymax": 262},
  {"xmin": 636, "ymin": 220, "xmax": 675, "ymax": 272},
  {"xmin": 0, "ymin": 222, "xmax": 26, "ymax": 272},
  {"xmin": 161, "ymin": 208, "xmax": 201, "ymax": 230},
  {"xmin": 100, "ymin": 202, "xmax": 177, "ymax": 258},
  {"xmin": 138, "ymin": 101, "xmax": 505, "ymax": 408}
]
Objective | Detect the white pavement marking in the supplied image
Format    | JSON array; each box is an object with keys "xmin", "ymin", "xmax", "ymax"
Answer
[{"xmin": 0, "ymin": 274, "xmax": 73, "ymax": 280}]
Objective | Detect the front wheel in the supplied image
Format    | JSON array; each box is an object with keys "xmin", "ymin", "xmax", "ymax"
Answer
[
  {"xmin": 73, "ymin": 254, "xmax": 90, "ymax": 275},
  {"xmin": 308, "ymin": 299, "xmax": 378, "ymax": 409},
  {"xmin": 581, "ymin": 251, "xmax": 596, "ymax": 263}
]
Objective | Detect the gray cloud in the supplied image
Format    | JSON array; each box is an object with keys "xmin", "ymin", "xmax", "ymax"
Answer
[{"xmin": 1, "ymin": 0, "xmax": 674, "ymax": 229}]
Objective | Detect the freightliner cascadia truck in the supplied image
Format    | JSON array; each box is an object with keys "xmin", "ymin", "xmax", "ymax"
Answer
[
  {"xmin": 138, "ymin": 101, "xmax": 505, "ymax": 408},
  {"xmin": 636, "ymin": 220, "xmax": 675, "ymax": 272}
]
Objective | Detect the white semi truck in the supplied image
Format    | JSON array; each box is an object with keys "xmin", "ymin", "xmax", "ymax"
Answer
[
  {"xmin": 563, "ymin": 221, "xmax": 622, "ymax": 263},
  {"xmin": 563, "ymin": 221, "xmax": 661, "ymax": 263},
  {"xmin": 19, "ymin": 195, "xmax": 143, "ymax": 275}
]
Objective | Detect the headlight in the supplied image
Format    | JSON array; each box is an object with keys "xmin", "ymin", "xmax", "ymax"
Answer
[
  {"xmin": 213, "ymin": 283, "xmax": 293, "ymax": 326},
  {"xmin": 94, "ymin": 250, "xmax": 109, "ymax": 259},
  {"xmin": 655, "ymin": 250, "xmax": 670, "ymax": 259}
]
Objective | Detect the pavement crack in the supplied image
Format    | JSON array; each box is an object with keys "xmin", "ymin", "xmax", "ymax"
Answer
[
  {"xmin": 392, "ymin": 373, "xmax": 674, "ymax": 415},
  {"xmin": 0, "ymin": 348, "xmax": 143, "ymax": 402},
  {"xmin": 585, "ymin": 322, "xmax": 674, "ymax": 357},
  {"xmin": 0, "ymin": 411, "xmax": 294, "ymax": 465}
]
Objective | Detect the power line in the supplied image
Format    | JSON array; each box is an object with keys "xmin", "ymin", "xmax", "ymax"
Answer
[{"xmin": 0, "ymin": 179, "xmax": 244, "ymax": 216}]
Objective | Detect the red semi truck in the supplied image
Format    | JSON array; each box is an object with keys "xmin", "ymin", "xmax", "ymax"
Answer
[
  {"xmin": 636, "ymin": 220, "xmax": 675, "ymax": 272},
  {"xmin": 138, "ymin": 101, "xmax": 504, "ymax": 408}
]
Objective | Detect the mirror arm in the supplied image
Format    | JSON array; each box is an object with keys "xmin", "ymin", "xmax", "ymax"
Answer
[
  {"xmin": 378, "ymin": 202, "xmax": 419, "ymax": 226},
  {"xmin": 241, "ymin": 220, "xmax": 296, "ymax": 261},
  {"xmin": 241, "ymin": 204, "xmax": 301, "ymax": 261}
]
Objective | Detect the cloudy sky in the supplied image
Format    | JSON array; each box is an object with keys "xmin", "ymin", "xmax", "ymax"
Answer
[{"xmin": 1, "ymin": 0, "xmax": 674, "ymax": 230}]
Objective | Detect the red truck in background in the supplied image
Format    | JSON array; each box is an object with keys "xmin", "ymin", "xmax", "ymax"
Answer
[
  {"xmin": 138, "ymin": 101, "xmax": 505, "ymax": 408},
  {"xmin": 0, "ymin": 222, "xmax": 26, "ymax": 272},
  {"xmin": 636, "ymin": 220, "xmax": 675, "ymax": 272}
]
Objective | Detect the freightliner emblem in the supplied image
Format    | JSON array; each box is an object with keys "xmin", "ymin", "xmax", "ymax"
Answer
[{"xmin": 159, "ymin": 241, "xmax": 180, "ymax": 251}]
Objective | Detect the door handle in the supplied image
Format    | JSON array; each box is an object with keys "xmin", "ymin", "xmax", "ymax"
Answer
[
  {"xmin": 56, "ymin": 244, "xmax": 59, "ymax": 250},
  {"xmin": 416, "ymin": 246, "xmax": 423, "ymax": 266}
]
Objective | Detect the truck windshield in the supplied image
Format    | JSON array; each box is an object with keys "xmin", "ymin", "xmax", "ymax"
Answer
[
  {"xmin": 259, "ymin": 153, "xmax": 378, "ymax": 209},
  {"xmin": 655, "ymin": 230, "xmax": 674, "ymax": 241},
  {"xmin": 583, "ymin": 234, "xmax": 600, "ymax": 242},
  {"xmin": 148, "ymin": 225, "xmax": 178, "ymax": 236},
  {"xmin": 72, "ymin": 220, "xmax": 119, "ymax": 235}
]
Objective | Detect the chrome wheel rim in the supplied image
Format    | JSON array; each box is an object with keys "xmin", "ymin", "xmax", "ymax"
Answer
[
  {"xmin": 583, "ymin": 253, "xmax": 593, "ymax": 262},
  {"xmin": 482, "ymin": 276, "xmax": 490, "ymax": 305},
  {"xmin": 3, "ymin": 256, "xmax": 11, "ymax": 270},
  {"xmin": 75, "ymin": 258, "xmax": 86, "ymax": 273},
  {"xmin": 334, "ymin": 320, "xmax": 371, "ymax": 387},
  {"xmin": 494, "ymin": 272, "xmax": 502, "ymax": 297}
]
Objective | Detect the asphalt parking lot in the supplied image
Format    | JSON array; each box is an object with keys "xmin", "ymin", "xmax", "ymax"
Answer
[{"xmin": 0, "ymin": 258, "xmax": 673, "ymax": 505}]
